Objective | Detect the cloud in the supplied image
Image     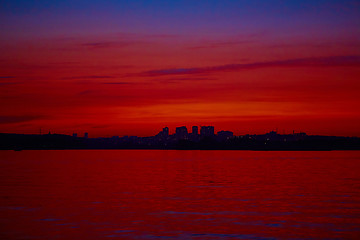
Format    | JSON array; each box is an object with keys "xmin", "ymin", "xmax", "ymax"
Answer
[
  {"xmin": 101, "ymin": 82, "xmax": 131, "ymax": 85},
  {"xmin": 79, "ymin": 40, "xmax": 143, "ymax": 49},
  {"xmin": 156, "ymin": 77, "xmax": 218, "ymax": 83},
  {"xmin": 62, "ymin": 77, "xmax": 134, "ymax": 85},
  {"xmin": 267, "ymin": 40, "xmax": 360, "ymax": 49},
  {"xmin": 62, "ymin": 75, "xmax": 116, "ymax": 80},
  {"xmin": 92, "ymin": 125, "xmax": 110, "ymax": 129},
  {"xmin": 80, "ymin": 42, "xmax": 116, "ymax": 49},
  {"xmin": 146, "ymin": 34, "xmax": 178, "ymax": 39},
  {"xmin": 141, "ymin": 55, "xmax": 360, "ymax": 77},
  {"xmin": 0, "ymin": 76, "xmax": 21, "ymax": 86},
  {"xmin": 0, "ymin": 82, "xmax": 22, "ymax": 86},
  {"xmin": 188, "ymin": 40, "xmax": 253, "ymax": 50},
  {"xmin": 0, "ymin": 115, "xmax": 43, "ymax": 124},
  {"xmin": 78, "ymin": 90, "xmax": 98, "ymax": 95}
]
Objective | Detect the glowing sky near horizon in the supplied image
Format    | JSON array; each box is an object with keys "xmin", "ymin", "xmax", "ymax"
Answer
[{"xmin": 0, "ymin": 0, "xmax": 360, "ymax": 137}]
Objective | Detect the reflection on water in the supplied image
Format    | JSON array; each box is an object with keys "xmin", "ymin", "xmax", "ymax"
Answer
[{"xmin": 0, "ymin": 150, "xmax": 359, "ymax": 239}]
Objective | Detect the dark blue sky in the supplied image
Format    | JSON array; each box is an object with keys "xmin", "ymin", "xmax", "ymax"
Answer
[{"xmin": 1, "ymin": 0, "xmax": 359, "ymax": 38}]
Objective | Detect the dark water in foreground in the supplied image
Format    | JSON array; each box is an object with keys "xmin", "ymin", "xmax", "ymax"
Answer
[{"xmin": 0, "ymin": 151, "xmax": 359, "ymax": 240}]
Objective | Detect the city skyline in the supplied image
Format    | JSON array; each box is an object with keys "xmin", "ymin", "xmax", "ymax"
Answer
[
  {"xmin": 1, "ymin": 125, "xmax": 314, "ymax": 139},
  {"xmin": 3, "ymin": 124, "xmax": 360, "ymax": 151},
  {"xmin": 1, "ymin": 0, "xmax": 359, "ymax": 137},
  {"xmin": 0, "ymin": 124, "xmax": 316, "ymax": 141}
]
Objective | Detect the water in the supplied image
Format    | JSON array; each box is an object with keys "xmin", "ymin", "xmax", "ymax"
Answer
[{"xmin": 0, "ymin": 150, "xmax": 359, "ymax": 239}]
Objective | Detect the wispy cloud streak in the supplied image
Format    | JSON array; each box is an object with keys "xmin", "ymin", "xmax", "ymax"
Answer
[
  {"xmin": 0, "ymin": 115, "xmax": 43, "ymax": 124},
  {"xmin": 188, "ymin": 40, "xmax": 253, "ymax": 50},
  {"xmin": 101, "ymin": 82, "xmax": 131, "ymax": 85},
  {"xmin": 141, "ymin": 56, "xmax": 360, "ymax": 77},
  {"xmin": 62, "ymin": 75, "xmax": 115, "ymax": 80},
  {"xmin": 79, "ymin": 40, "xmax": 145, "ymax": 49}
]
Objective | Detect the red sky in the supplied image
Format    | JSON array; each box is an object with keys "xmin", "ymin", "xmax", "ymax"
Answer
[{"xmin": 1, "ymin": 1, "xmax": 360, "ymax": 137}]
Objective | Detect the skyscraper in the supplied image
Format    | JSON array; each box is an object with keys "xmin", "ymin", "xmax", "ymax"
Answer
[
  {"xmin": 176, "ymin": 126, "xmax": 188, "ymax": 140},
  {"xmin": 200, "ymin": 126, "xmax": 215, "ymax": 137},
  {"xmin": 163, "ymin": 127, "xmax": 169, "ymax": 136},
  {"xmin": 192, "ymin": 126, "xmax": 198, "ymax": 135}
]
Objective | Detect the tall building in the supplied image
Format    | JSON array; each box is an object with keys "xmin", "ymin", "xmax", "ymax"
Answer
[
  {"xmin": 176, "ymin": 126, "xmax": 188, "ymax": 140},
  {"xmin": 163, "ymin": 127, "xmax": 169, "ymax": 136},
  {"xmin": 192, "ymin": 126, "xmax": 198, "ymax": 135},
  {"xmin": 217, "ymin": 130, "xmax": 233, "ymax": 141},
  {"xmin": 200, "ymin": 126, "xmax": 215, "ymax": 137}
]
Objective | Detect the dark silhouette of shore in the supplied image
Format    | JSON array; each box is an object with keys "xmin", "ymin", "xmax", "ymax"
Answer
[{"xmin": 1, "ymin": 126, "xmax": 359, "ymax": 151}]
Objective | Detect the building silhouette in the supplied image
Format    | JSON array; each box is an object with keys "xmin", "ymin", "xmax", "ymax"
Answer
[
  {"xmin": 192, "ymin": 126, "xmax": 198, "ymax": 135},
  {"xmin": 2, "ymin": 124, "xmax": 358, "ymax": 151},
  {"xmin": 200, "ymin": 126, "xmax": 215, "ymax": 137},
  {"xmin": 156, "ymin": 127, "xmax": 169, "ymax": 140},
  {"xmin": 217, "ymin": 130, "xmax": 233, "ymax": 141},
  {"xmin": 188, "ymin": 126, "xmax": 200, "ymax": 142},
  {"xmin": 176, "ymin": 126, "xmax": 188, "ymax": 140},
  {"xmin": 163, "ymin": 127, "xmax": 169, "ymax": 136}
]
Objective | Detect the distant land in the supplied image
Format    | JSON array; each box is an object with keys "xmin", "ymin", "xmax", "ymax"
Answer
[{"xmin": 1, "ymin": 126, "xmax": 360, "ymax": 151}]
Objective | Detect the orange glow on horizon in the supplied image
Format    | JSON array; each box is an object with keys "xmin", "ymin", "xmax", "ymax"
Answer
[{"xmin": 1, "ymin": 33, "xmax": 359, "ymax": 137}]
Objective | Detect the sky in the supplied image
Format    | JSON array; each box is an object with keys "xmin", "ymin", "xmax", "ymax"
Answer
[{"xmin": 0, "ymin": 0, "xmax": 359, "ymax": 137}]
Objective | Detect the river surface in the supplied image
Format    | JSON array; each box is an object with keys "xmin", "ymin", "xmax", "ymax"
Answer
[{"xmin": 0, "ymin": 150, "xmax": 359, "ymax": 239}]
